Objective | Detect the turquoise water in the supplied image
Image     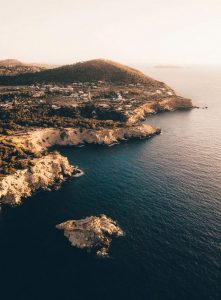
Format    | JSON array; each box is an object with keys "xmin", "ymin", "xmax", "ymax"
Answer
[{"xmin": 0, "ymin": 67, "xmax": 221, "ymax": 300}]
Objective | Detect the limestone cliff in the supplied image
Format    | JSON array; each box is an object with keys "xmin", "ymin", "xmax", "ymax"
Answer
[
  {"xmin": 127, "ymin": 102, "xmax": 156, "ymax": 124},
  {"xmin": 158, "ymin": 97, "xmax": 193, "ymax": 111},
  {"xmin": 0, "ymin": 124, "xmax": 160, "ymax": 206},
  {"xmin": 7, "ymin": 124, "xmax": 160, "ymax": 153},
  {"xmin": 0, "ymin": 152, "xmax": 74, "ymax": 205},
  {"xmin": 127, "ymin": 97, "xmax": 193, "ymax": 124}
]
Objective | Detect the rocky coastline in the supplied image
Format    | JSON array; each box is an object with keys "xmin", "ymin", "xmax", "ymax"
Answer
[
  {"xmin": 11, "ymin": 124, "xmax": 160, "ymax": 151},
  {"xmin": 0, "ymin": 59, "xmax": 195, "ymax": 259},
  {"xmin": 0, "ymin": 59, "xmax": 194, "ymax": 208},
  {"xmin": 0, "ymin": 152, "xmax": 74, "ymax": 205},
  {"xmin": 0, "ymin": 124, "xmax": 160, "ymax": 206}
]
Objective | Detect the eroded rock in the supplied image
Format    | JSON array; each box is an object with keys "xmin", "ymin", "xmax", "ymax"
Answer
[
  {"xmin": 56, "ymin": 214, "xmax": 124, "ymax": 257},
  {"xmin": 0, "ymin": 124, "xmax": 159, "ymax": 206},
  {"xmin": 0, "ymin": 152, "xmax": 76, "ymax": 205}
]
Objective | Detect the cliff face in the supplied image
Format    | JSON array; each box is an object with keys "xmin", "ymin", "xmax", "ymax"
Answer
[
  {"xmin": 127, "ymin": 102, "xmax": 156, "ymax": 124},
  {"xmin": 158, "ymin": 97, "xmax": 193, "ymax": 111},
  {"xmin": 127, "ymin": 97, "xmax": 193, "ymax": 124},
  {"xmin": 9, "ymin": 124, "xmax": 160, "ymax": 153},
  {"xmin": 0, "ymin": 153, "xmax": 73, "ymax": 205},
  {"xmin": 0, "ymin": 124, "xmax": 160, "ymax": 206}
]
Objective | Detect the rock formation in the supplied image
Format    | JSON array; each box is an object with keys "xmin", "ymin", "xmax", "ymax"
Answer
[
  {"xmin": 56, "ymin": 214, "xmax": 124, "ymax": 257},
  {"xmin": 9, "ymin": 124, "xmax": 160, "ymax": 153},
  {"xmin": 0, "ymin": 124, "xmax": 160, "ymax": 206},
  {"xmin": 0, "ymin": 152, "xmax": 74, "ymax": 205}
]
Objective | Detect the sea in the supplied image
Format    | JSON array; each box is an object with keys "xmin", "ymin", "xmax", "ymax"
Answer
[{"xmin": 0, "ymin": 66, "xmax": 220, "ymax": 300}]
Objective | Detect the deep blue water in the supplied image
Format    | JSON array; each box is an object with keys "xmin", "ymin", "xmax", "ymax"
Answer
[{"xmin": 0, "ymin": 67, "xmax": 221, "ymax": 300}]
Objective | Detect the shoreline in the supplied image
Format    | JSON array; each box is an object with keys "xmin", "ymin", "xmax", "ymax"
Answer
[{"xmin": 0, "ymin": 123, "xmax": 160, "ymax": 206}]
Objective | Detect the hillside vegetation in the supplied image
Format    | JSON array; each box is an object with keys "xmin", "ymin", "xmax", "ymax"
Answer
[
  {"xmin": 0, "ymin": 59, "xmax": 57, "ymax": 76},
  {"xmin": 0, "ymin": 59, "xmax": 162, "ymax": 86}
]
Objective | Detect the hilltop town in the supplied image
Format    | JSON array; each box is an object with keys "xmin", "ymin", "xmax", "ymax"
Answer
[{"xmin": 0, "ymin": 79, "xmax": 192, "ymax": 131}]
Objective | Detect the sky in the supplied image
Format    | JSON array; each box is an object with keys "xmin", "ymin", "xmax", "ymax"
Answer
[{"xmin": 0, "ymin": 0, "xmax": 221, "ymax": 65}]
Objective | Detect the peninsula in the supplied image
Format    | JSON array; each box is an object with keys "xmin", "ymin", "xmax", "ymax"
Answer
[{"xmin": 0, "ymin": 59, "xmax": 193, "ymax": 206}]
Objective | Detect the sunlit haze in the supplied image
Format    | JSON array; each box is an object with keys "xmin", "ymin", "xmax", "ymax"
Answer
[{"xmin": 1, "ymin": 0, "xmax": 221, "ymax": 65}]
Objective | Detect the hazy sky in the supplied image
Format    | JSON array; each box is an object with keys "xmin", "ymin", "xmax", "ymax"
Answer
[{"xmin": 1, "ymin": 0, "xmax": 221, "ymax": 65}]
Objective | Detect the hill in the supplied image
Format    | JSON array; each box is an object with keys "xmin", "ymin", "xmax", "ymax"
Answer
[
  {"xmin": 0, "ymin": 59, "xmax": 162, "ymax": 86},
  {"xmin": 0, "ymin": 59, "xmax": 57, "ymax": 77},
  {"xmin": 0, "ymin": 59, "xmax": 24, "ymax": 67}
]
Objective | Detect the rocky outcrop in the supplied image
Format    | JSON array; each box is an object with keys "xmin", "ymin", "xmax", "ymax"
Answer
[
  {"xmin": 158, "ymin": 96, "xmax": 193, "ymax": 111},
  {"xmin": 56, "ymin": 214, "xmax": 124, "ymax": 257},
  {"xmin": 0, "ymin": 124, "xmax": 160, "ymax": 206},
  {"xmin": 127, "ymin": 102, "xmax": 156, "ymax": 124},
  {"xmin": 0, "ymin": 152, "xmax": 74, "ymax": 206},
  {"xmin": 7, "ymin": 124, "xmax": 161, "ymax": 153},
  {"xmin": 127, "ymin": 97, "xmax": 193, "ymax": 124}
]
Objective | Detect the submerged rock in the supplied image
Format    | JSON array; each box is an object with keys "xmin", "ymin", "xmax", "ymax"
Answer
[{"xmin": 56, "ymin": 214, "xmax": 124, "ymax": 257}]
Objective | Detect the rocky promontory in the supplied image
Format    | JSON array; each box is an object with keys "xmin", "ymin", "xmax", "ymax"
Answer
[
  {"xmin": 56, "ymin": 214, "xmax": 124, "ymax": 257},
  {"xmin": 0, "ymin": 152, "xmax": 74, "ymax": 205},
  {"xmin": 0, "ymin": 124, "xmax": 160, "ymax": 206}
]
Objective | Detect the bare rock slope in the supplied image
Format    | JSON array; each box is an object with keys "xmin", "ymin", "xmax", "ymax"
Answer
[
  {"xmin": 56, "ymin": 214, "xmax": 124, "ymax": 257},
  {"xmin": 0, "ymin": 152, "xmax": 74, "ymax": 205},
  {"xmin": 13, "ymin": 124, "xmax": 160, "ymax": 152}
]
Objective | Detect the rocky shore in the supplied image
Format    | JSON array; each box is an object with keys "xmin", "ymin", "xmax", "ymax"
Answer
[
  {"xmin": 11, "ymin": 124, "xmax": 160, "ymax": 152},
  {"xmin": 127, "ymin": 96, "xmax": 193, "ymax": 124},
  {"xmin": 0, "ymin": 152, "xmax": 75, "ymax": 205},
  {"xmin": 0, "ymin": 124, "xmax": 160, "ymax": 206}
]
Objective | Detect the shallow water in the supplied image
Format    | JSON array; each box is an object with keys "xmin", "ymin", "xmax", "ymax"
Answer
[{"xmin": 0, "ymin": 66, "xmax": 221, "ymax": 300}]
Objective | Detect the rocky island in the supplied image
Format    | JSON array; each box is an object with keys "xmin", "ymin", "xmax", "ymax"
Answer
[
  {"xmin": 56, "ymin": 214, "xmax": 124, "ymax": 257},
  {"xmin": 0, "ymin": 59, "xmax": 193, "ymax": 206}
]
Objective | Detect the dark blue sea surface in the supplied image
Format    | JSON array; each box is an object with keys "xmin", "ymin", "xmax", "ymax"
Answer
[{"xmin": 0, "ymin": 67, "xmax": 221, "ymax": 300}]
